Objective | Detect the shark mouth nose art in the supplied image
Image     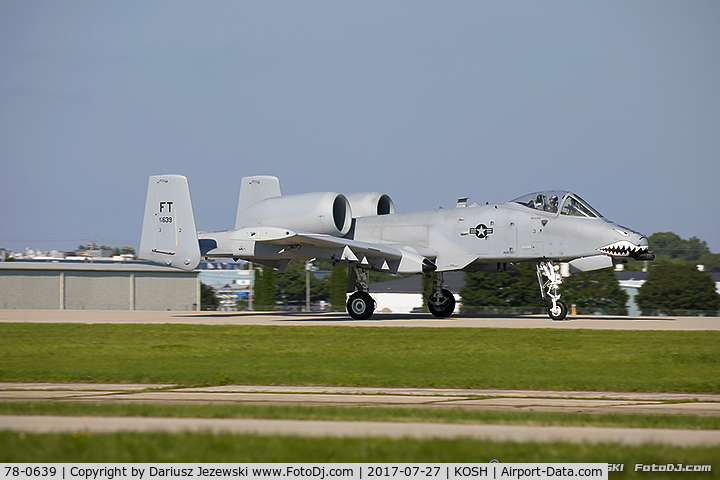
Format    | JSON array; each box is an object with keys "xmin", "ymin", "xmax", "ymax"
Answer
[{"xmin": 598, "ymin": 241, "xmax": 650, "ymax": 258}]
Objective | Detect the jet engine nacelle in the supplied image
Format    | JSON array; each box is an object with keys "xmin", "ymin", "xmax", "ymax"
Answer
[
  {"xmin": 344, "ymin": 192, "xmax": 396, "ymax": 218},
  {"xmin": 238, "ymin": 192, "xmax": 352, "ymax": 237}
]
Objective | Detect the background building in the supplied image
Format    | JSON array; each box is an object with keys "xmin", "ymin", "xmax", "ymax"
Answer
[{"xmin": 0, "ymin": 262, "xmax": 199, "ymax": 311}]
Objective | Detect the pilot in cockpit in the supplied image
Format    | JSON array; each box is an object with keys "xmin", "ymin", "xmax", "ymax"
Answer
[
  {"xmin": 531, "ymin": 194, "xmax": 546, "ymax": 210},
  {"xmin": 547, "ymin": 194, "xmax": 559, "ymax": 213}
]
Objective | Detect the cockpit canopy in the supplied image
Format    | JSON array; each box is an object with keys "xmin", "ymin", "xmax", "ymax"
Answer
[{"xmin": 511, "ymin": 191, "xmax": 604, "ymax": 218}]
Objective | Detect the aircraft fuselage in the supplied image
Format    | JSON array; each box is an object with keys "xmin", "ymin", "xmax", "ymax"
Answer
[
  {"xmin": 352, "ymin": 200, "xmax": 647, "ymax": 272},
  {"xmin": 140, "ymin": 176, "xmax": 652, "ymax": 320}
]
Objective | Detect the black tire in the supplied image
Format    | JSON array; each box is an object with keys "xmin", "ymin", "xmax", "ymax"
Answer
[
  {"xmin": 548, "ymin": 301, "xmax": 568, "ymax": 321},
  {"xmin": 347, "ymin": 292, "xmax": 375, "ymax": 320},
  {"xmin": 428, "ymin": 288, "xmax": 456, "ymax": 318}
]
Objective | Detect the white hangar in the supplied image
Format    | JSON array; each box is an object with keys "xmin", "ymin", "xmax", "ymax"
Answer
[{"xmin": 0, "ymin": 262, "xmax": 199, "ymax": 311}]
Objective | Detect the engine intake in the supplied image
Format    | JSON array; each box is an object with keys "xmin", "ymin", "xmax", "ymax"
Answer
[{"xmin": 344, "ymin": 192, "xmax": 396, "ymax": 218}]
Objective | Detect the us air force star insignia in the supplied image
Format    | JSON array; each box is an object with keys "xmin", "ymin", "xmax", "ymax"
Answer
[{"xmin": 470, "ymin": 224, "xmax": 494, "ymax": 239}]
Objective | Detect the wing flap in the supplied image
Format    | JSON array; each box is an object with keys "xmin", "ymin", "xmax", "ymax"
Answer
[{"xmin": 239, "ymin": 229, "xmax": 435, "ymax": 274}]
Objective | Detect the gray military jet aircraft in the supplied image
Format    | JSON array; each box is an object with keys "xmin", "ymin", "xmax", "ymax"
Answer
[{"xmin": 140, "ymin": 175, "xmax": 653, "ymax": 320}]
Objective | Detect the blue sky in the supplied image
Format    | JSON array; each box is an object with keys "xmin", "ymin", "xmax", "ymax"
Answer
[{"xmin": 1, "ymin": 1, "xmax": 719, "ymax": 254}]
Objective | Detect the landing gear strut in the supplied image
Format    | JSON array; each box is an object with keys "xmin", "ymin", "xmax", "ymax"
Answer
[
  {"xmin": 536, "ymin": 259, "xmax": 568, "ymax": 321},
  {"xmin": 424, "ymin": 272, "xmax": 456, "ymax": 318},
  {"xmin": 346, "ymin": 267, "xmax": 375, "ymax": 320}
]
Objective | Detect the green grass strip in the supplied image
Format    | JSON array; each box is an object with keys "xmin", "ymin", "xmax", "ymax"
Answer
[
  {"xmin": 1, "ymin": 431, "xmax": 718, "ymax": 476},
  {"xmin": 1, "ymin": 324, "xmax": 718, "ymax": 392}
]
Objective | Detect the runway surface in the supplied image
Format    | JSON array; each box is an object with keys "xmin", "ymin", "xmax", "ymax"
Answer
[
  {"xmin": 2, "ymin": 383, "xmax": 719, "ymax": 416},
  {"xmin": 1, "ymin": 383, "xmax": 719, "ymax": 446},
  {"xmin": 1, "ymin": 309, "xmax": 719, "ymax": 330},
  {"xmin": 3, "ymin": 414, "xmax": 719, "ymax": 447}
]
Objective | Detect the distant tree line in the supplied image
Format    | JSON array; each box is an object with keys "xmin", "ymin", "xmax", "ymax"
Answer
[
  {"xmin": 460, "ymin": 262, "xmax": 719, "ymax": 316},
  {"xmin": 459, "ymin": 264, "xmax": 630, "ymax": 315},
  {"xmin": 625, "ymin": 232, "xmax": 720, "ymax": 271},
  {"xmin": 635, "ymin": 264, "xmax": 720, "ymax": 315},
  {"xmin": 630, "ymin": 232, "xmax": 720, "ymax": 314}
]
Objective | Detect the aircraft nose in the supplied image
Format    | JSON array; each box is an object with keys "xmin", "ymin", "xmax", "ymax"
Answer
[
  {"xmin": 597, "ymin": 227, "xmax": 652, "ymax": 259},
  {"xmin": 634, "ymin": 233, "xmax": 654, "ymax": 260}
]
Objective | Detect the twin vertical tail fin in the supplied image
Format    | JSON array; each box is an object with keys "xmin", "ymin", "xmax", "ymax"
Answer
[
  {"xmin": 235, "ymin": 175, "xmax": 281, "ymax": 229},
  {"xmin": 139, "ymin": 175, "xmax": 200, "ymax": 271}
]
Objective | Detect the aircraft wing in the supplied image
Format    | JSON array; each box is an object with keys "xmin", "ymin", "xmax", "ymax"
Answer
[{"xmin": 232, "ymin": 227, "xmax": 436, "ymax": 274}]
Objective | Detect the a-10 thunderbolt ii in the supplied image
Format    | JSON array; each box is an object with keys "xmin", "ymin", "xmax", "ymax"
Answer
[{"xmin": 140, "ymin": 175, "xmax": 654, "ymax": 320}]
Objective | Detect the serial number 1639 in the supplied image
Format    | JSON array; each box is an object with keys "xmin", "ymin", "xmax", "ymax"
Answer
[
  {"xmin": 5, "ymin": 467, "xmax": 57, "ymax": 477},
  {"xmin": 159, "ymin": 216, "xmax": 173, "ymax": 223},
  {"xmin": 367, "ymin": 467, "xmax": 441, "ymax": 477}
]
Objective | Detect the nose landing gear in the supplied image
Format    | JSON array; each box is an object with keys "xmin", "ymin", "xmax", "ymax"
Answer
[{"xmin": 537, "ymin": 259, "xmax": 568, "ymax": 321}]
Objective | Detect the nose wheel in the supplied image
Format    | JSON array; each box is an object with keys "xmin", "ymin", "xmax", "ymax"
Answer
[
  {"xmin": 537, "ymin": 259, "xmax": 568, "ymax": 321},
  {"xmin": 548, "ymin": 300, "xmax": 568, "ymax": 321}
]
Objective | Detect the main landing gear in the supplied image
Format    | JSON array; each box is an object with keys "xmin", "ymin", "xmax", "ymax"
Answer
[
  {"xmin": 424, "ymin": 271, "xmax": 456, "ymax": 318},
  {"xmin": 536, "ymin": 258, "xmax": 568, "ymax": 320},
  {"xmin": 345, "ymin": 267, "xmax": 457, "ymax": 320},
  {"xmin": 346, "ymin": 267, "xmax": 375, "ymax": 320}
]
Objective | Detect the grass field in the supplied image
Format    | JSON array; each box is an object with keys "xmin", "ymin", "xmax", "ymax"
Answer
[
  {"xmin": 1, "ymin": 431, "xmax": 718, "ymax": 478},
  {"xmin": 2, "ymin": 322, "xmax": 718, "ymax": 469},
  {"xmin": 1, "ymin": 323, "xmax": 718, "ymax": 392}
]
